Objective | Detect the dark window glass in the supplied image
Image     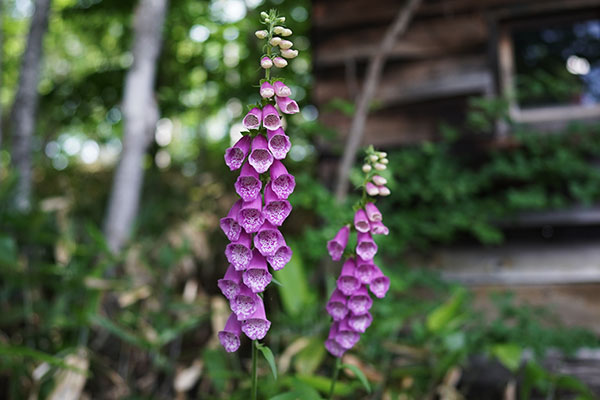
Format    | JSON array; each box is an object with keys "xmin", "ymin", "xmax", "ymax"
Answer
[{"xmin": 512, "ymin": 17, "xmax": 600, "ymax": 109}]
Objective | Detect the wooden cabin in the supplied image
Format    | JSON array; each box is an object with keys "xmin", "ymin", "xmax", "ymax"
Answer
[{"xmin": 312, "ymin": 0, "xmax": 600, "ymax": 335}]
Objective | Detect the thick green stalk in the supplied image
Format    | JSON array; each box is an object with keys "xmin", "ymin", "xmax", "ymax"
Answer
[
  {"xmin": 251, "ymin": 340, "xmax": 258, "ymax": 400},
  {"xmin": 327, "ymin": 357, "xmax": 342, "ymax": 400}
]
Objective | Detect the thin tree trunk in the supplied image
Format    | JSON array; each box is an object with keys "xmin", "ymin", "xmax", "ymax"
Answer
[
  {"xmin": 10, "ymin": 0, "xmax": 52, "ymax": 211},
  {"xmin": 103, "ymin": 0, "xmax": 168, "ymax": 253},
  {"xmin": 333, "ymin": 0, "xmax": 422, "ymax": 202},
  {"xmin": 0, "ymin": 0, "xmax": 4, "ymax": 149}
]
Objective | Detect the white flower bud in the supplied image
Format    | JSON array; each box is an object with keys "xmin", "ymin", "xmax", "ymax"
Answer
[
  {"xmin": 260, "ymin": 11, "xmax": 269, "ymax": 19},
  {"xmin": 269, "ymin": 37, "xmax": 281, "ymax": 46},
  {"xmin": 281, "ymin": 49, "xmax": 298, "ymax": 59},
  {"xmin": 362, "ymin": 164, "xmax": 372, "ymax": 173},
  {"xmin": 368, "ymin": 155, "xmax": 378, "ymax": 162},
  {"xmin": 278, "ymin": 17, "xmax": 286, "ymax": 22},
  {"xmin": 260, "ymin": 57, "xmax": 273, "ymax": 69},
  {"xmin": 378, "ymin": 151, "xmax": 387, "ymax": 158},
  {"xmin": 255, "ymin": 30, "xmax": 268, "ymax": 39},
  {"xmin": 282, "ymin": 28, "xmax": 293, "ymax": 37},
  {"xmin": 380, "ymin": 158, "xmax": 389, "ymax": 165},
  {"xmin": 378, "ymin": 186, "xmax": 391, "ymax": 196},
  {"xmin": 372, "ymin": 175, "xmax": 387, "ymax": 185},
  {"xmin": 273, "ymin": 56, "xmax": 288, "ymax": 68},
  {"xmin": 279, "ymin": 40, "xmax": 293, "ymax": 49},
  {"xmin": 374, "ymin": 163, "xmax": 386, "ymax": 171},
  {"xmin": 273, "ymin": 26, "xmax": 285, "ymax": 35}
]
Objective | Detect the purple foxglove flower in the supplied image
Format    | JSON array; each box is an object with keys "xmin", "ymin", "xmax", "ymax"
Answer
[
  {"xmin": 325, "ymin": 323, "xmax": 346, "ymax": 358},
  {"xmin": 372, "ymin": 175, "xmax": 387, "ymax": 186},
  {"xmin": 224, "ymin": 135, "xmax": 251, "ymax": 171},
  {"xmin": 218, "ymin": 313, "xmax": 242, "ymax": 353},
  {"xmin": 326, "ymin": 289, "xmax": 349, "ymax": 321},
  {"xmin": 275, "ymin": 96, "xmax": 299, "ymax": 114},
  {"xmin": 347, "ymin": 311, "xmax": 373, "ymax": 333},
  {"xmin": 231, "ymin": 284, "xmax": 260, "ymax": 320},
  {"xmin": 254, "ymin": 221, "xmax": 284, "ymax": 257},
  {"xmin": 267, "ymin": 240, "xmax": 292, "ymax": 271},
  {"xmin": 335, "ymin": 318, "xmax": 360, "ymax": 350},
  {"xmin": 327, "ymin": 226, "xmax": 350, "ymax": 261},
  {"xmin": 235, "ymin": 162, "xmax": 262, "ymax": 202},
  {"xmin": 260, "ymin": 81, "xmax": 275, "ymax": 98},
  {"xmin": 270, "ymin": 161, "xmax": 296, "ymax": 199},
  {"xmin": 365, "ymin": 203, "xmax": 382, "ymax": 222},
  {"xmin": 243, "ymin": 107, "xmax": 262, "ymax": 130},
  {"xmin": 355, "ymin": 257, "xmax": 377, "ymax": 284},
  {"xmin": 347, "ymin": 285, "xmax": 373, "ymax": 315},
  {"xmin": 238, "ymin": 196, "xmax": 264, "ymax": 233},
  {"xmin": 273, "ymin": 81, "xmax": 292, "ymax": 97},
  {"xmin": 354, "ymin": 209, "xmax": 370, "ymax": 233},
  {"xmin": 262, "ymin": 104, "xmax": 282, "ymax": 130},
  {"xmin": 366, "ymin": 182, "xmax": 379, "ymax": 196},
  {"xmin": 219, "ymin": 200, "xmax": 243, "ymax": 241},
  {"xmin": 336, "ymin": 258, "xmax": 360, "ymax": 296},
  {"xmin": 241, "ymin": 297, "xmax": 271, "ymax": 340},
  {"xmin": 273, "ymin": 56, "xmax": 287, "ymax": 68},
  {"xmin": 248, "ymin": 135, "xmax": 274, "ymax": 174},
  {"xmin": 243, "ymin": 250, "xmax": 273, "ymax": 293},
  {"xmin": 369, "ymin": 267, "xmax": 390, "ymax": 299},
  {"xmin": 263, "ymin": 183, "xmax": 292, "ymax": 226},
  {"xmin": 260, "ymin": 56, "xmax": 273, "ymax": 69},
  {"xmin": 370, "ymin": 220, "xmax": 389, "ymax": 235},
  {"xmin": 217, "ymin": 265, "xmax": 243, "ymax": 300},
  {"xmin": 267, "ymin": 128, "xmax": 291, "ymax": 160},
  {"xmin": 225, "ymin": 231, "xmax": 253, "ymax": 271},
  {"xmin": 356, "ymin": 231, "xmax": 378, "ymax": 260}
]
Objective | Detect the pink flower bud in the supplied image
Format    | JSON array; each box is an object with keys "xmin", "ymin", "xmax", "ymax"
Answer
[
  {"xmin": 273, "ymin": 56, "xmax": 287, "ymax": 68},
  {"xmin": 378, "ymin": 186, "xmax": 391, "ymax": 196},
  {"xmin": 365, "ymin": 182, "xmax": 379, "ymax": 196},
  {"xmin": 260, "ymin": 81, "xmax": 275, "ymax": 98},
  {"xmin": 255, "ymin": 30, "xmax": 268, "ymax": 39},
  {"xmin": 281, "ymin": 49, "xmax": 298, "ymax": 59},
  {"xmin": 269, "ymin": 37, "xmax": 281, "ymax": 46},
  {"xmin": 282, "ymin": 28, "xmax": 292, "ymax": 37},
  {"xmin": 260, "ymin": 57, "xmax": 273, "ymax": 69},
  {"xmin": 279, "ymin": 40, "xmax": 293, "ymax": 49},
  {"xmin": 372, "ymin": 175, "xmax": 387, "ymax": 185},
  {"xmin": 273, "ymin": 26, "xmax": 284, "ymax": 34}
]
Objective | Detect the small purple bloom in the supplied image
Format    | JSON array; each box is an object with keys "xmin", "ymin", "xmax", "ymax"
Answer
[
  {"xmin": 326, "ymin": 289, "xmax": 349, "ymax": 321},
  {"xmin": 248, "ymin": 135, "xmax": 274, "ymax": 174},
  {"xmin": 270, "ymin": 160, "xmax": 296, "ymax": 199},
  {"xmin": 217, "ymin": 265, "xmax": 243, "ymax": 300},
  {"xmin": 273, "ymin": 81, "xmax": 292, "ymax": 97},
  {"xmin": 347, "ymin": 311, "xmax": 373, "ymax": 333},
  {"xmin": 225, "ymin": 231, "xmax": 253, "ymax": 271},
  {"xmin": 267, "ymin": 128, "xmax": 291, "ymax": 160},
  {"xmin": 218, "ymin": 313, "xmax": 242, "ymax": 353},
  {"xmin": 365, "ymin": 203, "xmax": 382, "ymax": 222},
  {"xmin": 369, "ymin": 266, "xmax": 390, "ymax": 299},
  {"xmin": 231, "ymin": 284, "xmax": 260, "ymax": 320},
  {"xmin": 354, "ymin": 209, "xmax": 370, "ymax": 233},
  {"xmin": 275, "ymin": 96, "xmax": 299, "ymax": 114},
  {"xmin": 263, "ymin": 183, "xmax": 292, "ymax": 226},
  {"xmin": 235, "ymin": 162, "xmax": 262, "ymax": 202},
  {"xmin": 267, "ymin": 240, "xmax": 292, "ymax": 271},
  {"xmin": 370, "ymin": 220, "xmax": 389, "ymax": 235},
  {"xmin": 327, "ymin": 226, "xmax": 350, "ymax": 261},
  {"xmin": 347, "ymin": 285, "xmax": 373, "ymax": 315},
  {"xmin": 262, "ymin": 104, "xmax": 281, "ymax": 130},
  {"xmin": 224, "ymin": 135, "xmax": 251, "ymax": 171},
  {"xmin": 335, "ymin": 318, "xmax": 360, "ymax": 349},
  {"xmin": 241, "ymin": 297, "xmax": 271, "ymax": 340},
  {"xmin": 243, "ymin": 107, "xmax": 262, "ymax": 130},
  {"xmin": 325, "ymin": 322, "xmax": 346, "ymax": 358},
  {"xmin": 336, "ymin": 258, "xmax": 360, "ymax": 296},
  {"xmin": 356, "ymin": 231, "xmax": 378, "ymax": 260},
  {"xmin": 219, "ymin": 200, "xmax": 243, "ymax": 242},
  {"xmin": 355, "ymin": 257, "xmax": 377, "ymax": 284},
  {"xmin": 260, "ymin": 81, "xmax": 275, "ymax": 98},
  {"xmin": 238, "ymin": 196, "xmax": 264, "ymax": 233},
  {"xmin": 243, "ymin": 250, "xmax": 273, "ymax": 293},
  {"xmin": 254, "ymin": 221, "xmax": 284, "ymax": 257}
]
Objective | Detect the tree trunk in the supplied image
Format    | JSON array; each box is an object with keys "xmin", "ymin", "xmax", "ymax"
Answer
[
  {"xmin": 103, "ymin": 0, "xmax": 168, "ymax": 253},
  {"xmin": 333, "ymin": 0, "xmax": 422, "ymax": 202},
  {"xmin": 10, "ymin": 0, "xmax": 52, "ymax": 211},
  {"xmin": 0, "ymin": 0, "xmax": 4, "ymax": 150}
]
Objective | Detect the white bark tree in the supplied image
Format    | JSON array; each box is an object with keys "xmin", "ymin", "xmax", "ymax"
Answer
[
  {"xmin": 10, "ymin": 0, "xmax": 52, "ymax": 211},
  {"xmin": 103, "ymin": 0, "xmax": 169, "ymax": 253}
]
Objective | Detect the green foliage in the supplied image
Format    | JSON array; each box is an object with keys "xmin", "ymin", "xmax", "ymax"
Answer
[
  {"xmin": 341, "ymin": 363, "xmax": 371, "ymax": 394},
  {"xmin": 257, "ymin": 342, "xmax": 278, "ymax": 380}
]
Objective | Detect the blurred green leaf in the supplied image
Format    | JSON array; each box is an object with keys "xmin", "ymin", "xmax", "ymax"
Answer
[
  {"xmin": 342, "ymin": 363, "xmax": 371, "ymax": 394},
  {"xmin": 256, "ymin": 343, "xmax": 277, "ymax": 380},
  {"xmin": 426, "ymin": 288, "xmax": 467, "ymax": 333},
  {"xmin": 273, "ymin": 244, "xmax": 312, "ymax": 316},
  {"xmin": 293, "ymin": 337, "xmax": 326, "ymax": 376}
]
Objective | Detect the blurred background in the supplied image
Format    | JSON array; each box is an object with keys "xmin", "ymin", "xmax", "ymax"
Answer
[{"xmin": 1, "ymin": 0, "xmax": 600, "ymax": 398}]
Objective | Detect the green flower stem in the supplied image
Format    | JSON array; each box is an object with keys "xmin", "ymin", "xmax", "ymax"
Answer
[
  {"xmin": 328, "ymin": 357, "xmax": 342, "ymax": 400},
  {"xmin": 251, "ymin": 340, "xmax": 258, "ymax": 400}
]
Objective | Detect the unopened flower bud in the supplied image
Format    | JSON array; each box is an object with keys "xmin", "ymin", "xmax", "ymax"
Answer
[
  {"xmin": 380, "ymin": 158, "xmax": 389, "ymax": 164},
  {"xmin": 372, "ymin": 175, "xmax": 387, "ymax": 185},
  {"xmin": 273, "ymin": 56, "xmax": 287, "ymax": 68},
  {"xmin": 260, "ymin": 81, "xmax": 275, "ymax": 98},
  {"xmin": 366, "ymin": 182, "xmax": 379, "ymax": 196},
  {"xmin": 260, "ymin": 57, "xmax": 273, "ymax": 69},
  {"xmin": 378, "ymin": 186, "xmax": 391, "ymax": 196},
  {"xmin": 278, "ymin": 17, "xmax": 286, "ymax": 22},
  {"xmin": 273, "ymin": 26, "xmax": 285, "ymax": 35},
  {"xmin": 281, "ymin": 49, "xmax": 298, "ymax": 59},
  {"xmin": 374, "ymin": 163, "xmax": 386, "ymax": 171},
  {"xmin": 282, "ymin": 28, "xmax": 293, "ymax": 37},
  {"xmin": 368, "ymin": 155, "xmax": 378, "ymax": 162},
  {"xmin": 362, "ymin": 164, "xmax": 372, "ymax": 173},
  {"xmin": 270, "ymin": 37, "xmax": 281, "ymax": 46},
  {"xmin": 260, "ymin": 11, "xmax": 269, "ymax": 19},
  {"xmin": 279, "ymin": 40, "xmax": 293, "ymax": 49},
  {"xmin": 378, "ymin": 152, "xmax": 387, "ymax": 158},
  {"xmin": 255, "ymin": 30, "xmax": 268, "ymax": 39},
  {"xmin": 264, "ymin": 18, "xmax": 270, "ymax": 23}
]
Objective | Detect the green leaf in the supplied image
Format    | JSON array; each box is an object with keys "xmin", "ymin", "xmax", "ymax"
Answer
[
  {"xmin": 426, "ymin": 288, "xmax": 467, "ymax": 333},
  {"xmin": 342, "ymin": 363, "xmax": 371, "ymax": 394},
  {"xmin": 292, "ymin": 374, "xmax": 354, "ymax": 396},
  {"xmin": 273, "ymin": 244, "xmax": 312, "ymax": 316},
  {"xmin": 491, "ymin": 343, "xmax": 522, "ymax": 373},
  {"xmin": 294, "ymin": 337, "xmax": 326, "ymax": 375},
  {"xmin": 0, "ymin": 344, "xmax": 86, "ymax": 374},
  {"xmin": 256, "ymin": 343, "xmax": 277, "ymax": 380}
]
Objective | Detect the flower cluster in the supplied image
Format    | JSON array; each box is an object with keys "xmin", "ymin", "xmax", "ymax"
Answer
[
  {"xmin": 217, "ymin": 10, "xmax": 298, "ymax": 353},
  {"xmin": 324, "ymin": 147, "xmax": 391, "ymax": 357}
]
